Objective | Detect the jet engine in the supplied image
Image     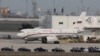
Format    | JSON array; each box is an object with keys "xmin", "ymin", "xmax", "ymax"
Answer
[{"xmin": 41, "ymin": 35, "xmax": 59, "ymax": 44}]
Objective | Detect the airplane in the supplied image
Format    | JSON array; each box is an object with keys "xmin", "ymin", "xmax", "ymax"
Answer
[
  {"xmin": 17, "ymin": 11, "xmax": 86, "ymax": 44},
  {"xmin": 17, "ymin": 28, "xmax": 81, "ymax": 44}
]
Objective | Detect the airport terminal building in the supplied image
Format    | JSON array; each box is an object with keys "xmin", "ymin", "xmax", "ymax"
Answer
[{"xmin": 41, "ymin": 12, "xmax": 100, "ymax": 41}]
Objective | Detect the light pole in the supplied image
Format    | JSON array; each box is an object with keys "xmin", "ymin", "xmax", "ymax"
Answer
[
  {"xmin": 53, "ymin": 0, "xmax": 56, "ymax": 14},
  {"xmin": 26, "ymin": 0, "xmax": 29, "ymax": 18},
  {"xmin": 32, "ymin": 0, "xmax": 38, "ymax": 17},
  {"xmin": 53, "ymin": 0, "xmax": 55, "ymax": 8},
  {"xmin": 0, "ymin": 0, "xmax": 1, "ymax": 7},
  {"xmin": 80, "ymin": 0, "xmax": 84, "ymax": 11}
]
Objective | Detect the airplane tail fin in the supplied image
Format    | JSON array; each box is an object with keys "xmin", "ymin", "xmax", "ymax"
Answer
[
  {"xmin": 73, "ymin": 11, "xmax": 87, "ymax": 31},
  {"xmin": 76, "ymin": 11, "xmax": 86, "ymax": 21},
  {"xmin": 79, "ymin": 11, "xmax": 86, "ymax": 18}
]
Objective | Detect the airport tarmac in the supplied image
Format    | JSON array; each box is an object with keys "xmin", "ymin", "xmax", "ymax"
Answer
[
  {"xmin": 0, "ymin": 39, "xmax": 100, "ymax": 52},
  {"xmin": 0, "ymin": 32, "xmax": 18, "ymax": 38},
  {"xmin": 0, "ymin": 32, "xmax": 99, "ymax": 52}
]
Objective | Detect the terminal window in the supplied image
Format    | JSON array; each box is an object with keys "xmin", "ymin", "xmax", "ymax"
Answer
[{"xmin": 59, "ymin": 22, "xmax": 63, "ymax": 24}]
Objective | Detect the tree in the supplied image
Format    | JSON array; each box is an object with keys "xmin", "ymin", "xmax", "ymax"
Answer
[{"xmin": 20, "ymin": 23, "xmax": 33, "ymax": 30}]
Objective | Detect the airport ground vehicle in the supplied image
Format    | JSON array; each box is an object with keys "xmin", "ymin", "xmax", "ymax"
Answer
[
  {"xmin": 52, "ymin": 48, "xmax": 65, "ymax": 52},
  {"xmin": 34, "ymin": 47, "xmax": 48, "ymax": 52},
  {"xmin": 18, "ymin": 47, "xmax": 31, "ymax": 52},
  {"xmin": 1, "ymin": 47, "xmax": 14, "ymax": 52}
]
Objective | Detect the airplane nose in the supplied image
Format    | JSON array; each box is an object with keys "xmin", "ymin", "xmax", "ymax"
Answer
[
  {"xmin": 17, "ymin": 33, "xmax": 21, "ymax": 37},
  {"xmin": 17, "ymin": 33, "xmax": 24, "ymax": 37}
]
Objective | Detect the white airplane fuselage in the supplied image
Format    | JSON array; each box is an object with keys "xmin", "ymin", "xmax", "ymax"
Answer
[{"xmin": 17, "ymin": 29, "xmax": 79, "ymax": 39}]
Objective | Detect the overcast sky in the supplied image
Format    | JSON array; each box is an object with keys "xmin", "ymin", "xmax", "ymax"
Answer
[{"xmin": 1, "ymin": 0, "xmax": 100, "ymax": 15}]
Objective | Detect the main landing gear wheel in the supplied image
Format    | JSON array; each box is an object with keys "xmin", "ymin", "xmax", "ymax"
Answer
[{"xmin": 41, "ymin": 37, "xmax": 47, "ymax": 43}]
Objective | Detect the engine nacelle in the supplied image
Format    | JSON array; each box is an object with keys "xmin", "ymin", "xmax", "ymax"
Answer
[{"xmin": 42, "ymin": 35, "xmax": 59, "ymax": 44}]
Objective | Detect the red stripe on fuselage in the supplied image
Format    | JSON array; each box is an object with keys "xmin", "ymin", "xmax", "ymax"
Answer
[{"xmin": 23, "ymin": 33, "xmax": 77, "ymax": 38}]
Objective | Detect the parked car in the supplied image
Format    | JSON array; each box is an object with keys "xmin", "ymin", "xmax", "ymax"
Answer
[
  {"xmin": 88, "ymin": 47, "xmax": 100, "ymax": 53},
  {"xmin": 34, "ymin": 47, "xmax": 48, "ymax": 52},
  {"xmin": 52, "ymin": 48, "xmax": 65, "ymax": 52},
  {"xmin": 70, "ymin": 47, "xmax": 85, "ymax": 52},
  {"xmin": 18, "ymin": 47, "xmax": 31, "ymax": 52},
  {"xmin": 94, "ymin": 49, "xmax": 100, "ymax": 53},
  {"xmin": 1, "ymin": 47, "xmax": 14, "ymax": 52}
]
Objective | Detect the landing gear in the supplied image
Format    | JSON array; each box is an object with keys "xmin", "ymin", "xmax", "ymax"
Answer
[
  {"xmin": 41, "ymin": 37, "xmax": 47, "ymax": 43},
  {"xmin": 24, "ymin": 38, "xmax": 28, "ymax": 44}
]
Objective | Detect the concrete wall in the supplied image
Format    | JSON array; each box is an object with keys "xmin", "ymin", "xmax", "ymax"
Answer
[
  {"xmin": 51, "ymin": 15, "xmax": 85, "ymax": 31},
  {"xmin": 52, "ymin": 16, "xmax": 68, "ymax": 29}
]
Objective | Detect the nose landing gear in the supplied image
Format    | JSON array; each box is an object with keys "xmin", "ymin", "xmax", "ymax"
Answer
[{"xmin": 24, "ymin": 38, "xmax": 28, "ymax": 44}]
